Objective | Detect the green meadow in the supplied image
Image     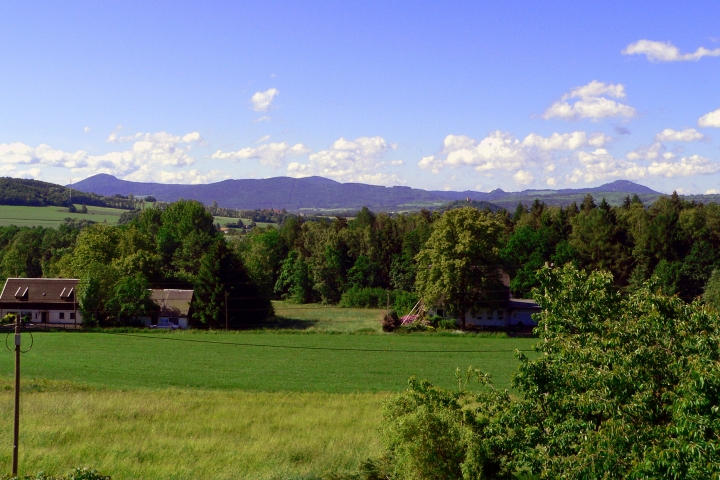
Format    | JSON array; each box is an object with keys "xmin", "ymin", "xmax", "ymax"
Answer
[
  {"xmin": 0, "ymin": 305, "xmax": 537, "ymax": 479},
  {"xmin": 0, "ymin": 205, "xmax": 125, "ymax": 227}
]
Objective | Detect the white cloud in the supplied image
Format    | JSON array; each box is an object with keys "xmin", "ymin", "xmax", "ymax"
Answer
[
  {"xmin": 83, "ymin": 126, "xmax": 90, "ymax": 133},
  {"xmin": 626, "ymin": 142, "xmax": 674, "ymax": 161},
  {"xmin": 522, "ymin": 131, "xmax": 612, "ymax": 150},
  {"xmin": 543, "ymin": 80, "xmax": 636, "ymax": 121},
  {"xmin": 570, "ymin": 149, "xmax": 648, "ymax": 183},
  {"xmin": 420, "ymin": 130, "xmax": 609, "ymax": 175},
  {"xmin": 655, "ymin": 128, "xmax": 706, "ymax": 142},
  {"xmin": 0, "ymin": 130, "xmax": 203, "ymax": 180},
  {"xmin": 513, "ymin": 170, "xmax": 534, "ymax": 185},
  {"xmin": 698, "ymin": 108, "xmax": 720, "ymax": 128},
  {"xmin": 647, "ymin": 155, "xmax": 720, "ymax": 177},
  {"xmin": 251, "ymin": 88, "xmax": 279, "ymax": 112},
  {"xmin": 256, "ymin": 135, "xmax": 271, "ymax": 143},
  {"xmin": 706, "ymin": 189, "xmax": 720, "ymax": 195},
  {"xmin": 211, "ymin": 142, "xmax": 311, "ymax": 169},
  {"xmin": 123, "ymin": 167, "xmax": 229, "ymax": 184},
  {"xmin": 287, "ymin": 136, "xmax": 401, "ymax": 185},
  {"xmin": 568, "ymin": 149, "xmax": 720, "ymax": 184},
  {"xmin": 546, "ymin": 177, "xmax": 557, "ymax": 187},
  {"xmin": 622, "ymin": 40, "xmax": 720, "ymax": 62}
]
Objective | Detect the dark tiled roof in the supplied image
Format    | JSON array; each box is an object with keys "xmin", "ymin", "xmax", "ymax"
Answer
[
  {"xmin": 150, "ymin": 289, "xmax": 194, "ymax": 317},
  {"xmin": 0, "ymin": 278, "xmax": 79, "ymax": 305},
  {"xmin": 509, "ymin": 299, "xmax": 541, "ymax": 309}
]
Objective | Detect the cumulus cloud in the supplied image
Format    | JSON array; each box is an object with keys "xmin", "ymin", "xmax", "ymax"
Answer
[
  {"xmin": 698, "ymin": 108, "xmax": 720, "ymax": 128},
  {"xmin": 251, "ymin": 88, "xmax": 279, "ymax": 112},
  {"xmin": 83, "ymin": 126, "xmax": 90, "ymax": 133},
  {"xmin": 418, "ymin": 130, "xmax": 611, "ymax": 180},
  {"xmin": 655, "ymin": 128, "xmax": 706, "ymax": 142},
  {"xmin": 522, "ymin": 131, "xmax": 612, "ymax": 150},
  {"xmin": 211, "ymin": 142, "xmax": 311, "ymax": 169},
  {"xmin": 622, "ymin": 40, "xmax": 720, "ymax": 62},
  {"xmin": 513, "ymin": 170, "xmax": 534, "ymax": 185},
  {"xmin": 647, "ymin": 155, "xmax": 720, "ymax": 177},
  {"xmin": 706, "ymin": 189, "xmax": 720, "ymax": 195},
  {"xmin": 287, "ymin": 136, "xmax": 401, "ymax": 185},
  {"xmin": 626, "ymin": 142, "xmax": 674, "ymax": 161},
  {"xmin": 542, "ymin": 80, "xmax": 636, "ymax": 121},
  {"xmin": 123, "ymin": 167, "xmax": 229, "ymax": 184},
  {"xmin": 568, "ymin": 149, "xmax": 720, "ymax": 184},
  {"xmin": 0, "ymin": 130, "xmax": 205, "ymax": 181}
]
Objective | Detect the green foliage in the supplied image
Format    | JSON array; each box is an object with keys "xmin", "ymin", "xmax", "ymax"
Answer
[
  {"xmin": 704, "ymin": 269, "xmax": 720, "ymax": 311},
  {"xmin": 339, "ymin": 287, "xmax": 388, "ymax": 308},
  {"xmin": 377, "ymin": 264, "xmax": 720, "ymax": 478},
  {"xmin": 415, "ymin": 207, "xmax": 506, "ymax": 327},
  {"xmin": 275, "ymin": 250, "xmax": 313, "ymax": 303},
  {"xmin": 105, "ymin": 273, "xmax": 155, "ymax": 323}
]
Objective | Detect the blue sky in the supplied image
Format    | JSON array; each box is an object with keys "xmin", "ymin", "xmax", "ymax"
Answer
[{"xmin": 1, "ymin": 0, "xmax": 720, "ymax": 194}]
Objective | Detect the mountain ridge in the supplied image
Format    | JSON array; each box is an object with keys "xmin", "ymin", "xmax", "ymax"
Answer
[{"xmin": 71, "ymin": 174, "xmax": 664, "ymax": 212}]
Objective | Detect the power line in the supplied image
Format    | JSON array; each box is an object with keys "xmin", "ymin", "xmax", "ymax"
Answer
[{"xmin": 93, "ymin": 331, "xmax": 536, "ymax": 354}]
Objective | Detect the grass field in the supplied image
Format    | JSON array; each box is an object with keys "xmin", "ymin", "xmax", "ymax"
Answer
[
  {"xmin": 0, "ymin": 383, "xmax": 385, "ymax": 479},
  {"xmin": 271, "ymin": 301, "xmax": 385, "ymax": 332},
  {"xmin": 0, "ymin": 307, "xmax": 538, "ymax": 479},
  {"xmin": 0, "ymin": 205, "xmax": 126, "ymax": 228}
]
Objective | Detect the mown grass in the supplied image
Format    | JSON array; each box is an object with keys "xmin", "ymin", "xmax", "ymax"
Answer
[
  {"xmin": 0, "ymin": 331, "xmax": 536, "ymax": 393},
  {"xmin": 0, "ymin": 205, "xmax": 125, "ymax": 227},
  {"xmin": 0, "ymin": 381, "xmax": 385, "ymax": 479}
]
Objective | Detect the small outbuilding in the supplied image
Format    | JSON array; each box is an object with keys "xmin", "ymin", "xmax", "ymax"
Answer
[{"xmin": 0, "ymin": 278, "xmax": 81, "ymax": 325}]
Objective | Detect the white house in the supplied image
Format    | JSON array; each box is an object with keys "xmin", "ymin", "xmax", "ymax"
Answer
[{"xmin": 0, "ymin": 278, "xmax": 81, "ymax": 325}]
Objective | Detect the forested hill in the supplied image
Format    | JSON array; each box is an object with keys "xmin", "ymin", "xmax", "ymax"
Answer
[
  {"xmin": 72, "ymin": 174, "xmax": 666, "ymax": 212},
  {"xmin": 0, "ymin": 177, "xmax": 135, "ymax": 209}
]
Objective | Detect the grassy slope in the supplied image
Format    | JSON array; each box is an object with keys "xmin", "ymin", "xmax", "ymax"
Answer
[{"xmin": 0, "ymin": 205, "xmax": 124, "ymax": 227}]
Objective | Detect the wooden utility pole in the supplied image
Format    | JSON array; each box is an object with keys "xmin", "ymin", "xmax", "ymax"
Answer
[
  {"xmin": 386, "ymin": 291, "xmax": 390, "ymax": 320},
  {"xmin": 225, "ymin": 291, "xmax": 228, "ymax": 331},
  {"xmin": 12, "ymin": 321, "xmax": 21, "ymax": 477}
]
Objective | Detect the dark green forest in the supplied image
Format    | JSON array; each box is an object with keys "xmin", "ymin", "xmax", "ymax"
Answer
[{"xmin": 0, "ymin": 177, "xmax": 136, "ymax": 209}]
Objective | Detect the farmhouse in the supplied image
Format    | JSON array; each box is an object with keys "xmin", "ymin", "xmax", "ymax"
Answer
[
  {"xmin": 139, "ymin": 289, "xmax": 194, "ymax": 329},
  {"xmin": 0, "ymin": 278, "xmax": 81, "ymax": 325}
]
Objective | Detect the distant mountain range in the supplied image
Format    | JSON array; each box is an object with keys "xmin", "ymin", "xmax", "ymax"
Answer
[{"xmin": 70, "ymin": 174, "xmax": 681, "ymax": 212}]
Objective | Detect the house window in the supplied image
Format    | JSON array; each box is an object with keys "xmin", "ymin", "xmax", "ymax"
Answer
[
  {"xmin": 69, "ymin": 312, "xmax": 76, "ymax": 320},
  {"xmin": 59, "ymin": 312, "xmax": 65, "ymax": 320},
  {"xmin": 436, "ymin": 309, "xmax": 444, "ymax": 318},
  {"xmin": 498, "ymin": 310, "xmax": 505, "ymax": 320},
  {"xmin": 170, "ymin": 318, "xmax": 179, "ymax": 326}
]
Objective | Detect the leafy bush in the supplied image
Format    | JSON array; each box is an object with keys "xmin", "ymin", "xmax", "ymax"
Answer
[
  {"xmin": 375, "ymin": 264, "xmax": 720, "ymax": 478},
  {"xmin": 339, "ymin": 287, "xmax": 388, "ymax": 308},
  {"xmin": 392, "ymin": 290, "xmax": 418, "ymax": 316},
  {"xmin": 380, "ymin": 310, "xmax": 400, "ymax": 332},
  {"xmin": 436, "ymin": 318, "xmax": 457, "ymax": 330}
]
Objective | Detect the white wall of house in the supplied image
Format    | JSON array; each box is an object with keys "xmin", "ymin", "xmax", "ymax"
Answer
[
  {"xmin": 465, "ymin": 308, "xmax": 508, "ymax": 327},
  {"xmin": 0, "ymin": 308, "xmax": 81, "ymax": 324},
  {"xmin": 508, "ymin": 309, "xmax": 537, "ymax": 326}
]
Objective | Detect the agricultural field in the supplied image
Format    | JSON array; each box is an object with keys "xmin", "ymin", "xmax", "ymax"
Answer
[
  {"xmin": 212, "ymin": 215, "xmax": 276, "ymax": 229},
  {"xmin": 0, "ymin": 205, "xmax": 125, "ymax": 227},
  {"xmin": 0, "ymin": 306, "xmax": 537, "ymax": 479}
]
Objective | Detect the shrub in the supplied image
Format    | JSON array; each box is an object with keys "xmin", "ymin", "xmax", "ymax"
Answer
[
  {"xmin": 380, "ymin": 310, "xmax": 400, "ymax": 332},
  {"xmin": 437, "ymin": 318, "xmax": 457, "ymax": 330},
  {"xmin": 339, "ymin": 287, "xmax": 388, "ymax": 308},
  {"xmin": 392, "ymin": 290, "xmax": 418, "ymax": 316}
]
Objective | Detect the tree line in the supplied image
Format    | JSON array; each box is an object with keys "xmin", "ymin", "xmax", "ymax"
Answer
[
  {"xmin": 235, "ymin": 192, "xmax": 720, "ymax": 317},
  {"xmin": 2, "ymin": 192, "xmax": 720, "ymax": 326}
]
